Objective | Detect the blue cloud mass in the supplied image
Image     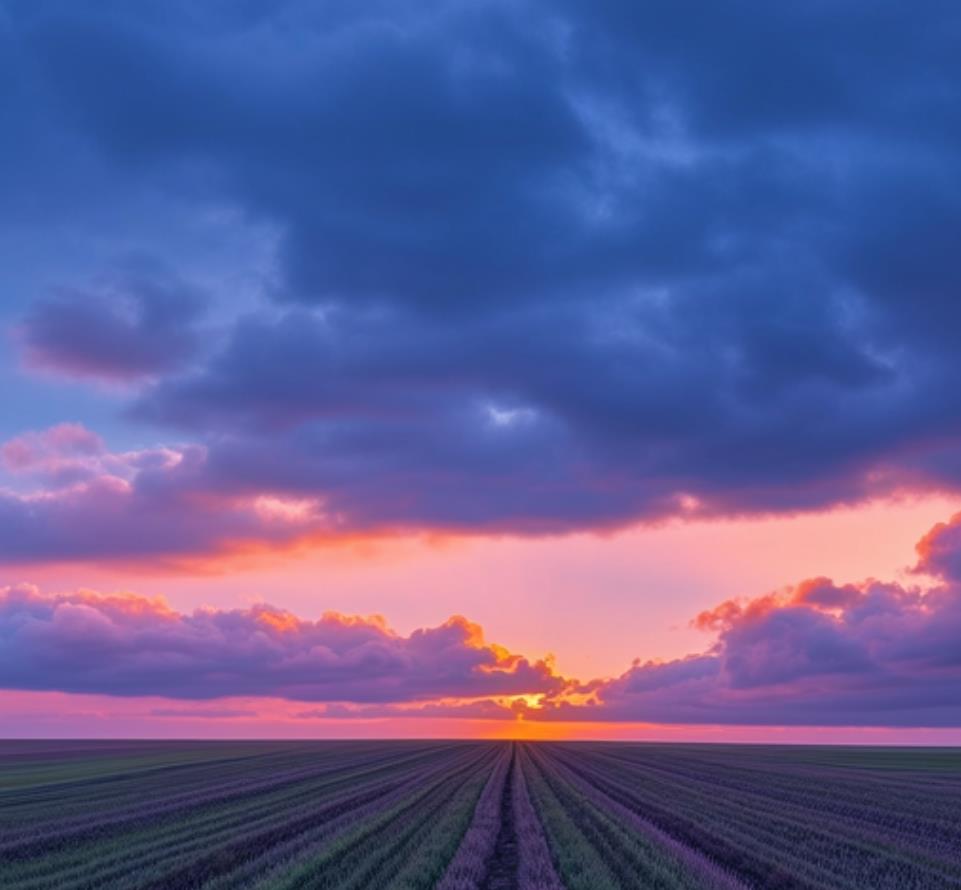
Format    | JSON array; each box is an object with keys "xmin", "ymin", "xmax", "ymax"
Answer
[{"xmin": 2, "ymin": 0, "xmax": 961, "ymax": 554}]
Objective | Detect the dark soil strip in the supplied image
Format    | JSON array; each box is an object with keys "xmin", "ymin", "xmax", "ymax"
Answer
[{"xmin": 482, "ymin": 745, "xmax": 518, "ymax": 890}]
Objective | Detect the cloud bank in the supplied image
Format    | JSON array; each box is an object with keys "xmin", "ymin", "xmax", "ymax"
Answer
[
  {"xmin": 3, "ymin": 514, "xmax": 961, "ymax": 726},
  {"xmin": 2, "ymin": 2, "xmax": 961, "ymax": 561},
  {"xmin": 0, "ymin": 585, "xmax": 561, "ymax": 702},
  {"xmin": 530, "ymin": 514, "xmax": 961, "ymax": 726}
]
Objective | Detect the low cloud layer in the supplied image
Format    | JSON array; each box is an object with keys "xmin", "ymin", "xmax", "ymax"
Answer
[
  {"xmin": 0, "ymin": 586, "xmax": 562, "ymax": 702},
  {"xmin": 531, "ymin": 514, "xmax": 961, "ymax": 726},
  {"xmin": 3, "ymin": 514, "xmax": 961, "ymax": 727}
]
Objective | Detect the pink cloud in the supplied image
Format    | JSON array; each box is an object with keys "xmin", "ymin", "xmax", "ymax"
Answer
[
  {"xmin": 0, "ymin": 424, "xmax": 332, "ymax": 564},
  {"xmin": 1, "ymin": 423, "xmax": 107, "ymax": 486},
  {"xmin": 149, "ymin": 707, "xmax": 258, "ymax": 718},
  {"xmin": 294, "ymin": 699, "xmax": 521, "ymax": 721}
]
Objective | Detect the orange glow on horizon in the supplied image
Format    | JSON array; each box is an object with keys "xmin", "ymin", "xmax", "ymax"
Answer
[{"xmin": 3, "ymin": 690, "xmax": 961, "ymax": 744}]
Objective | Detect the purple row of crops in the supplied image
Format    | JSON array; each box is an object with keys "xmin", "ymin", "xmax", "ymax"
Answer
[{"xmin": 1, "ymin": 740, "xmax": 959, "ymax": 889}]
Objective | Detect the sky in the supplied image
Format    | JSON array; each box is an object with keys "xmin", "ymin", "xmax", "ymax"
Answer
[{"xmin": 2, "ymin": 0, "xmax": 961, "ymax": 741}]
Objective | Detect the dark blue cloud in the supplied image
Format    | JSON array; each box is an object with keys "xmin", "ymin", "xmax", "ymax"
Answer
[
  {"xmin": 3, "ymin": 0, "xmax": 961, "ymax": 550},
  {"xmin": 20, "ymin": 260, "xmax": 209, "ymax": 381}
]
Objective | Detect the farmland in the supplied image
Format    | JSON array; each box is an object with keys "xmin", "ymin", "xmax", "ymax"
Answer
[{"xmin": 1, "ymin": 741, "xmax": 959, "ymax": 889}]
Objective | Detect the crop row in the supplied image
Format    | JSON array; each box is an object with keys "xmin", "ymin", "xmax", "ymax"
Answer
[
  {"xmin": 535, "ymin": 743, "xmax": 961, "ymax": 890},
  {"xmin": 2, "ymin": 740, "xmax": 959, "ymax": 889}
]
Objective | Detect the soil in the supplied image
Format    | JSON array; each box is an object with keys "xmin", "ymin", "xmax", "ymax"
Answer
[{"xmin": 481, "ymin": 744, "xmax": 519, "ymax": 890}]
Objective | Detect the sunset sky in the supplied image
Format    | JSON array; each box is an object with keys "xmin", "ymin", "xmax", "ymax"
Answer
[{"xmin": 3, "ymin": 1, "xmax": 961, "ymax": 741}]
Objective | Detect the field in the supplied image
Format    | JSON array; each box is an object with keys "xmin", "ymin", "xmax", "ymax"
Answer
[{"xmin": 1, "ymin": 741, "xmax": 959, "ymax": 890}]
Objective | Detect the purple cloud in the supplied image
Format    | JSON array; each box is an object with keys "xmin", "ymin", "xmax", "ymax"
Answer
[
  {"xmin": 19, "ymin": 264, "xmax": 208, "ymax": 382},
  {"xmin": 530, "ymin": 530, "xmax": 961, "ymax": 726},
  {"xmin": 4, "ymin": 513, "xmax": 961, "ymax": 727},
  {"xmin": 149, "ymin": 707, "xmax": 257, "ymax": 719},
  {"xmin": 915, "ymin": 512, "xmax": 961, "ymax": 583},
  {"xmin": 294, "ymin": 699, "xmax": 520, "ymax": 721},
  {"xmin": 0, "ymin": 586, "xmax": 563, "ymax": 703},
  {"xmin": 1, "ymin": 423, "xmax": 106, "ymax": 487},
  {"xmin": 2, "ymin": 3, "xmax": 961, "ymax": 552},
  {"xmin": 0, "ymin": 424, "xmax": 335, "ymax": 564}
]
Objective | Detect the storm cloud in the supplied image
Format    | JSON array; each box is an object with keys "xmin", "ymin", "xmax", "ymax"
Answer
[{"xmin": 2, "ymin": 1, "xmax": 961, "ymax": 558}]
